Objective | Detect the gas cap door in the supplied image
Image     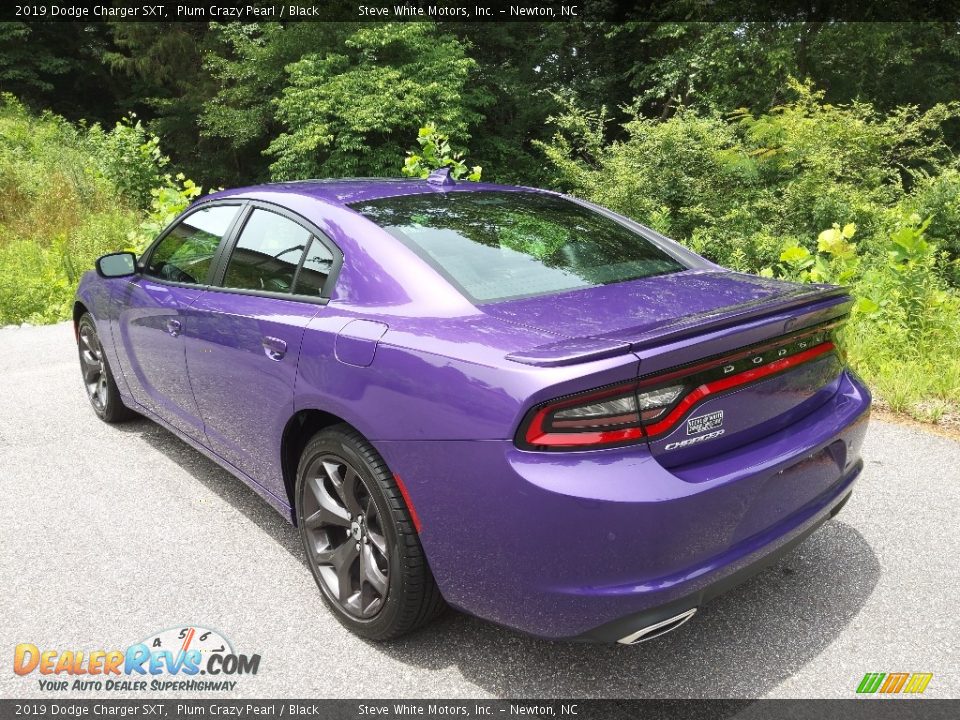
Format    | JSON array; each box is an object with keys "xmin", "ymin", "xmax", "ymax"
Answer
[{"xmin": 335, "ymin": 319, "xmax": 389, "ymax": 367}]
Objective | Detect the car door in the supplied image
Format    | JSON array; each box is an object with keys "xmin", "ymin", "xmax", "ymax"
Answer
[
  {"xmin": 112, "ymin": 203, "xmax": 242, "ymax": 441},
  {"xmin": 183, "ymin": 204, "xmax": 339, "ymax": 497}
]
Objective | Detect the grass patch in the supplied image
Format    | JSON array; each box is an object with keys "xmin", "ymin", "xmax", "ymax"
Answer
[
  {"xmin": 0, "ymin": 96, "xmax": 199, "ymax": 325},
  {"xmin": 0, "ymin": 96, "xmax": 141, "ymax": 324}
]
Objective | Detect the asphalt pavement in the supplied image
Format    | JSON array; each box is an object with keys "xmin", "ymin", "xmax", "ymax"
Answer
[{"xmin": 1, "ymin": 322, "xmax": 957, "ymax": 699}]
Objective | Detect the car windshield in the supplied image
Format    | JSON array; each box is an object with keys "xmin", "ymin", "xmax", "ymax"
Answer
[{"xmin": 349, "ymin": 191, "xmax": 687, "ymax": 302}]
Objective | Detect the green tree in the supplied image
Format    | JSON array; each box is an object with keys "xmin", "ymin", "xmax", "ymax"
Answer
[
  {"xmin": 201, "ymin": 22, "xmax": 354, "ymax": 184},
  {"xmin": 0, "ymin": 22, "xmax": 118, "ymax": 122},
  {"xmin": 444, "ymin": 22, "xmax": 634, "ymax": 184},
  {"xmin": 617, "ymin": 22, "xmax": 960, "ymax": 119},
  {"xmin": 0, "ymin": 23, "xmax": 71, "ymax": 95},
  {"xmin": 267, "ymin": 23, "xmax": 488, "ymax": 179},
  {"xmin": 105, "ymin": 22, "xmax": 222, "ymax": 185}
]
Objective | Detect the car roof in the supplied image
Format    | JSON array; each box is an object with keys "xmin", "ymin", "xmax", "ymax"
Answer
[{"xmin": 204, "ymin": 177, "xmax": 554, "ymax": 207}]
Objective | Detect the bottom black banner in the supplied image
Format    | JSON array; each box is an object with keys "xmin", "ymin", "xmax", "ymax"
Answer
[{"xmin": 0, "ymin": 700, "xmax": 957, "ymax": 720}]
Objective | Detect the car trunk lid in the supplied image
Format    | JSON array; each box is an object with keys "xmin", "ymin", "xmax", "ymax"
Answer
[
  {"xmin": 491, "ymin": 270, "xmax": 847, "ymax": 366},
  {"xmin": 493, "ymin": 270, "xmax": 852, "ymax": 460}
]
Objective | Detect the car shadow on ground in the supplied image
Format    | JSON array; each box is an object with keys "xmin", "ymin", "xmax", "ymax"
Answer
[
  {"xmin": 113, "ymin": 416, "xmax": 880, "ymax": 699},
  {"xmin": 378, "ymin": 519, "xmax": 878, "ymax": 698},
  {"xmin": 111, "ymin": 416, "xmax": 309, "ymax": 567}
]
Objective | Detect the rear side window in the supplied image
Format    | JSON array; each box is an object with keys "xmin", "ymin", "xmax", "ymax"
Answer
[
  {"xmin": 349, "ymin": 191, "xmax": 687, "ymax": 303},
  {"xmin": 293, "ymin": 238, "xmax": 335, "ymax": 296},
  {"xmin": 145, "ymin": 205, "xmax": 239, "ymax": 284},
  {"xmin": 221, "ymin": 209, "xmax": 313, "ymax": 294}
]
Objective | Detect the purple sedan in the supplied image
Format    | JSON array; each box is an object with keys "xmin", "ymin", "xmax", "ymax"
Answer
[{"xmin": 75, "ymin": 170, "xmax": 870, "ymax": 643}]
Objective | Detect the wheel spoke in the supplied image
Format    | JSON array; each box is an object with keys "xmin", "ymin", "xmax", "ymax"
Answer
[
  {"xmin": 331, "ymin": 540, "xmax": 359, "ymax": 603},
  {"xmin": 78, "ymin": 325, "xmax": 107, "ymax": 409},
  {"xmin": 313, "ymin": 543, "xmax": 336, "ymax": 565},
  {"xmin": 79, "ymin": 330, "xmax": 101, "ymax": 370},
  {"xmin": 361, "ymin": 543, "xmax": 387, "ymax": 596},
  {"xmin": 82, "ymin": 365, "xmax": 99, "ymax": 386},
  {"xmin": 80, "ymin": 330, "xmax": 96, "ymax": 355},
  {"xmin": 367, "ymin": 528, "xmax": 387, "ymax": 557},
  {"xmin": 305, "ymin": 475, "xmax": 349, "ymax": 528},
  {"xmin": 304, "ymin": 505, "xmax": 348, "ymax": 529},
  {"xmin": 339, "ymin": 467, "xmax": 365, "ymax": 517},
  {"xmin": 323, "ymin": 461, "xmax": 353, "ymax": 513},
  {"xmin": 363, "ymin": 498, "xmax": 388, "ymax": 556}
]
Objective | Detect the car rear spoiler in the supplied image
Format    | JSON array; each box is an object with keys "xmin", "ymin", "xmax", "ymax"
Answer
[{"xmin": 506, "ymin": 285, "xmax": 852, "ymax": 367}]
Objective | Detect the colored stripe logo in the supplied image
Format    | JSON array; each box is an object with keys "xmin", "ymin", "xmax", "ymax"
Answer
[{"xmin": 857, "ymin": 672, "xmax": 933, "ymax": 694}]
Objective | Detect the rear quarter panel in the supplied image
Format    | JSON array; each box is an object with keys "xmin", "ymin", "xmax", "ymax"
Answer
[{"xmin": 295, "ymin": 310, "xmax": 641, "ymax": 442}]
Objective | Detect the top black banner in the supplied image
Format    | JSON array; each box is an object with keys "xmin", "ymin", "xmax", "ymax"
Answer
[{"xmin": 5, "ymin": 0, "xmax": 960, "ymax": 23}]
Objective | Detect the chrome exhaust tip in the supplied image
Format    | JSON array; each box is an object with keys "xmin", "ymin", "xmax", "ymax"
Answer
[{"xmin": 617, "ymin": 607, "xmax": 697, "ymax": 645}]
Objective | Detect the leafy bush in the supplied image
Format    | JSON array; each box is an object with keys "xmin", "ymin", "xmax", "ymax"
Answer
[
  {"xmin": 402, "ymin": 124, "xmax": 481, "ymax": 181},
  {"xmin": 267, "ymin": 23, "xmax": 487, "ymax": 180},
  {"xmin": 85, "ymin": 113, "xmax": 169, "ymax": 210},
  {"xmin": 0, "ymin": 96, "xmax": 199, "ymax": 325},
  {"xmin": 0, "ymin": 240, "xmax": 73, "ymax": 324},
  {"xmin": 761, "ymin": 223, "xmax": 861, "ymax": 287},
  {"xmin": 540, "ymin": 81, "xmax": 960, "ymax": 274},
  {"xmin": 542, "ymin": 83, "xmax": 960, "ymax": 422},
  {"xmin": 128, "ymin": 173, "xmax": 203, "ymax": 251},
  {"xmin": 906, "ymin": 166, "xmax": 960, "ymax": 280},
  {"xmin": 761, "ymin": 216, "xmax": 960, "ymax": 421}
]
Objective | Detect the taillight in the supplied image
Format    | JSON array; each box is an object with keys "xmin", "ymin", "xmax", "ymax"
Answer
[
  {"xmin": 517, "ymin": 321, "xmax": 842, "ymax": 451},
  {"xmin": 520, "ymin": 382, "xmax": 645, "ymax": 449}
]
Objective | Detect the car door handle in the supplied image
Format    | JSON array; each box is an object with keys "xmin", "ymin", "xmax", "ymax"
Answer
[
  {"xmin": 166, "ymin": 319, "xmax": 182, "ymax": 337},
  {"xmin": 262, "ymin": 336, "xmax": 287, "ymax": 361}
]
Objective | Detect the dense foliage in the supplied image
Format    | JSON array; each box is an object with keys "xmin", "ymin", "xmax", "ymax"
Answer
[
  {"xmin": 7, "ymin": 21, "xmax": 960, "ymax": 188},
  {"xmin": 0, "ymin": 96, "xmax": 200, "ymax": 325},
  {"xmin": 1, "ymin": 20, "xmax": 959, "ymax": 424},
  {"xmin": 540, "ymin": 83, "xmax": 960, "ymax": 421},
  {"xmin": 540, "ymin": 81, "xmax": 960, "ymax": 270}
]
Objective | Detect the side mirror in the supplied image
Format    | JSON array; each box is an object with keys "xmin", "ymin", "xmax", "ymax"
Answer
[{"xmin": 96, "ymin": 252, "xmax": 137, "ymax": 279}]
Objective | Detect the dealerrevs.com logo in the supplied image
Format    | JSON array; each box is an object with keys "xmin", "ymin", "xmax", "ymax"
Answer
[{"xmin": 13, "ymin": 626, "xmax": 261, "ymax": 692}]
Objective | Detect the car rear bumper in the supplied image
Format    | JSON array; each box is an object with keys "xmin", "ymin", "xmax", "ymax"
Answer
[
  {"xmin": 376, "ymin": 369, "xmax": 871, "ymax": 640},
  {"xmin": 574, "ymin": 480, "xmax": 855, "ymax": 643}
]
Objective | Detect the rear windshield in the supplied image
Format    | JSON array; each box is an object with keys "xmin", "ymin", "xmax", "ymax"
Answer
[{"xmin": 349, "ymin": 191, "xmax": 686, "ymax": 303}]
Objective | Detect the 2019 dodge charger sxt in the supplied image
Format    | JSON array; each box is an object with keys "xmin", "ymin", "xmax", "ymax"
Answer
[{"xmin": 75, "ymin": 169, "xmax": 871, "ymax": 643}]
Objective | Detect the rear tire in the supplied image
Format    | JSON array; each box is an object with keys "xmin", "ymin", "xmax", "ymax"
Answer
[
  {"xmin": 296, "ymin": 424, "xmax": 445, "ymax": 640},
  {"xmin": 77, "ymin": 312, "xmax": 136, "ymax": 423}
]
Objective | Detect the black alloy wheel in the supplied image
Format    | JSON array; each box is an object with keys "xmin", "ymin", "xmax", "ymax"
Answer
[
  {"xmin": 301, "ymin": 454, "xmax": 390, "ymax": 618},
  {"xmin": 295, "ymin": 425, "xmax": 445, "ymax": 640},
  {"xmin": 77, "ymin": 313, "xmax": 135, "ymax": 423}
]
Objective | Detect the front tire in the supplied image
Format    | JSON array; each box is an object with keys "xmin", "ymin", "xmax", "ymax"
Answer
[
  {"xmin": 77, "ymin": 313, "xmax": 136, "ymax": 423},
  {"xmin": 296, "ymin": 424, "xmax": 445, "ymax": 640}
]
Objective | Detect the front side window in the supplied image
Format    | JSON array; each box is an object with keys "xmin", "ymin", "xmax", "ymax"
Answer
[
  {"xmin": 221, "ymin": 209, "xmax": 313, "ymax": 294},
  {"xmin": 349, "ymin": 191, "xmax": 687, "ymax": 303},
  {"xmin": 145, "ymin": 205, "xmax": 239, "ymax": 284}
]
